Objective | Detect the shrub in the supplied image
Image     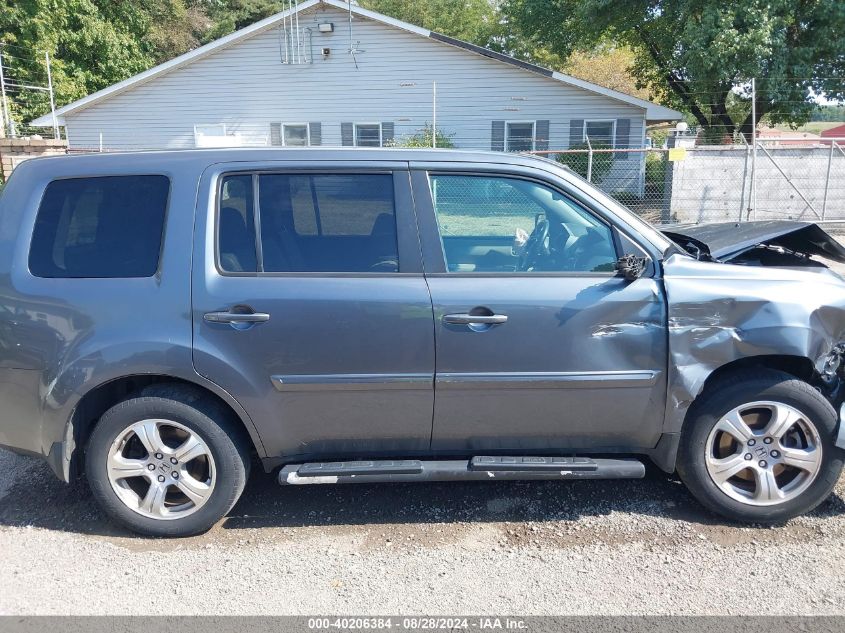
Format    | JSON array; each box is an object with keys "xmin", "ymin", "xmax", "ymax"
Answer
[
  {"xmin": 555, "ymin": 142, "xmax": 615, "ymax": 184},
  {"xmin": 388, "ymin": 123, "xmax": 455, "ymax": 149}
]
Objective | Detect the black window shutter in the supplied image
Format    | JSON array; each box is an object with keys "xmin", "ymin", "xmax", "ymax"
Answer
[
  {"xmin": 341, "ymin": 122, "xmax": 354, "ymax": 146},
  {"xmin": 382, "ymin": 122, "xmax": 395, "ymax": 146},
  {"xmin": 491, "ymin": 120, "xmax": 505, "ymax": 151},
  {"xmin": 309, "ymin": 122, "xmax": 322, "ymax": 146},
  {"xmin": 535, "ymin": 120, "xmax": 550, "ymax": 151},
  {"xmin": 569, "ymin": 119, "xmax": 584, "ymax": 148},
  {"xmin": 270, "ymin": 122, "xmax": 282, "ymax": 146},
  {"xmin": 615, "ymin": 118, "xmax": 631, "ymax": 159}
]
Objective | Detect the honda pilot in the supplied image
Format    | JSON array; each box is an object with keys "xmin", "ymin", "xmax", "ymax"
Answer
[{"xmin": 1, "ymin": 148, "xmax": 844, "ymax": 536}]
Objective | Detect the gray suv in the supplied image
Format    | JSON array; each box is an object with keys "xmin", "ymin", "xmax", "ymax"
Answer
[{"xmin": 1, "ymin": 148, "xmax": 844, "ymax": 536}]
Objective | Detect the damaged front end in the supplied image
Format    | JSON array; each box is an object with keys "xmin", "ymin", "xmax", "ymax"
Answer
[{"xmin": 662, "ymin": 250, "xmax": 845, "ymax": 450}]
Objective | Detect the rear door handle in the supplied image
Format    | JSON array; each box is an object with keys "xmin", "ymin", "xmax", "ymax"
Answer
[
  {"xmin": 443, "ymin": 313, "xmax": 508, "ymax": 325},
  {"xmin": 204, "ymin": 311, "xmax": 270, "ymax": 324}
]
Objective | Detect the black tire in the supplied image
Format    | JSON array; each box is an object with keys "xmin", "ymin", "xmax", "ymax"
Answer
[
  {"xmin": 85, "ymin": 384, "xmax": 251, "ymax": 537},
  {"xmin": 678, "ymin": 369, "xmax": 844, "ymax": 524}
]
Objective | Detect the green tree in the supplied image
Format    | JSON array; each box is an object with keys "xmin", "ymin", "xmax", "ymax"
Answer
[
  {"xmin": 192, "ymin": 0, "xmax": 283, "ymax": 43},
  {"xmin": 561, "ymin": 46, "xmax": 655, "ymax": 101},
  {"xmin": 502, "ymin": 0, "xmax": 845, "ymax": 139},
  {"xmin": 358, "ymin": 0, "xmax": 565, "ymax": 67},
  {"xmin": 357, "ymin": 0, "xmax": 500, "ymax": 47},
  {"xmin": 0, "ymin": 0, "xmax": 200, "ymax": 127}
]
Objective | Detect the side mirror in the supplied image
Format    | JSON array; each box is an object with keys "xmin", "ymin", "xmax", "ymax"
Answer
[{"xmin": 615, "ymin": 254, "xmax": 647, "ymax": 281}]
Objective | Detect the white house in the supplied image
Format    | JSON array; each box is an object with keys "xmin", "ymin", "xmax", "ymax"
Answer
[{"xmin": 32, "ymin": 0, "xmax": 680, "ymax": 165}]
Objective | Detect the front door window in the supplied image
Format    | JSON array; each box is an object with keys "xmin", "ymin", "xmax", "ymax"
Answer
[{"xmin": 428, "ymin": 174, "xmax": 617, "ymax": 273}]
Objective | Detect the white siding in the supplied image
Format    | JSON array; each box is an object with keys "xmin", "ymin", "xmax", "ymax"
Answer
[{"xmin": 63, "ymin": 6, "xmax": 647, "ymax": 157}]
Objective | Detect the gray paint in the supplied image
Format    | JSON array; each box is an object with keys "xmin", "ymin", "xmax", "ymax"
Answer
[
  {"xmin": 535, "ymin": 120, "xmax": 550, "ymax": 152},
  {"xmin": 341, "ymin": 122, "xmax": 354, "ymax": 147},
  {"xmin": 569, "ymin": 119, "xmax": 585, "ymax": 148},
  {"xmin": 491, "ymin": 121, "xmax": 505, "ymax": 152},
  {"xmin": 309, "ymin": 122, "xmax": 322, "ymax": 146},
  {"xmin": 0, "ymin": 148, "xmax": 843, "ymax": 483}
]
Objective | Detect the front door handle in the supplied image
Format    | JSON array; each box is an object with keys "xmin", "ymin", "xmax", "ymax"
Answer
[
  {"xmin": 204, "ymin": 311, "xmax": 270, "ymax": 324},
  {"xmin": 443, "ymin": 313, "xmax": 508, "ymax": 325}
]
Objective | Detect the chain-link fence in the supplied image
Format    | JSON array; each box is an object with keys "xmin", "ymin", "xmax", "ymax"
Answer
[{"xmin": 530, "ymin": 138, "xmax": 845, "ymax": 226}]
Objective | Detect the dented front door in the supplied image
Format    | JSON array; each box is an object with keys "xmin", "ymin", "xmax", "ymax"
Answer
[{"xmin": 426, "ymin": 274, "xmax": 668, "ymax": 451}]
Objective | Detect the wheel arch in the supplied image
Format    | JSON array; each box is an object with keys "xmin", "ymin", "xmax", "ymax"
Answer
[
  {"xmin": 651, "ymin": 354, "xmax": 819, "ymax": 474},
  {"xmin": 62, "ymin": 373, "xmax": 266, "ymax": 482},
  {"xmin": 697, "ymin": 355, "xmax": 816, "ymax": 397}
]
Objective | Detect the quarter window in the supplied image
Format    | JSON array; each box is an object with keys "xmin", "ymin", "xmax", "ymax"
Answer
[
  {"xmin": 354, "ymin": 123, "xmax": 383, "ymax": 147},
  {"xmin": 29, "ymin": 175, "xmax": 169, "ymax": 278},
  {"xmin": 218, "ymin": 175, "xmax": 258, "ymax": 273},
  {"xmin": 505, "ymin": 122, "xmax": 535, "ymax": 152},
  {"xmin": 283, "ymin": 124, "xmax": 310, "ymax": 147},
  {"xmin": 217, "ymin": 173, "xmax": 399, "ymax": 273},
  {"xmin": 428, "ymin": 174, "xmax": 617, "ymax": 273}
]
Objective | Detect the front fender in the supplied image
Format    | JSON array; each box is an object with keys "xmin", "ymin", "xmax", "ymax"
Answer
[{"xmin": 662, "ymin": 255, "xmax": 845, "ymax": 435}]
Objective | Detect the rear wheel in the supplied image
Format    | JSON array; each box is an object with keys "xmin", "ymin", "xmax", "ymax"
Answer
[
  {"xmin": 86, "ymin": 385, "xmax": 250, "ymax": 536},
  {"xmin": 678, "ymin": 370, "xmax": 844, "ymax": 523}
]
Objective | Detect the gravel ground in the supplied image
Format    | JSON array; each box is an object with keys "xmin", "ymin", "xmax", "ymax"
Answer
[
  {"xmin": 2, "ymin": 245, "xmax": 845, "ymax": 616},
  {"xmin": 1, "ymin": 447, "xmax": 845, "ymax": 615}
]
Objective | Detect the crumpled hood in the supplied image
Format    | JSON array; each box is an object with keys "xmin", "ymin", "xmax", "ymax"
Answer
[{"xmin": 661, "ymin": 221, "xmax": 845, "ymax": 263}]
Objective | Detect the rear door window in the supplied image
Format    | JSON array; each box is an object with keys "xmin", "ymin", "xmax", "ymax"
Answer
[
  {"xmin": 217, "ymin": 173, "xmax": 399, "ymax": 273},
  {"xmin": 29, "ymin": 175, "xmax": 169, "ymax": 278}
]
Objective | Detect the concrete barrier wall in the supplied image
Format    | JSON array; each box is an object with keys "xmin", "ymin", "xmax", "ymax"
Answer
[{"xmin": 669, "ymin": 146, "xmax": 845, "ymax": 223}]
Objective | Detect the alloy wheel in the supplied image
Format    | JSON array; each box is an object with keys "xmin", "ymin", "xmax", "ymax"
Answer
[
  {"xmin": 106, "ymin": 419, "xmax": 216, "ymax": 520},
  {"xmin": 704, "ymin": 400, "xmax": 823, "ymax": 507}
]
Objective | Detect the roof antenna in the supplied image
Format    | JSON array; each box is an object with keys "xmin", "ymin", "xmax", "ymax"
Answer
[{"xmin": 347, "ymin": 0, "xmax": 363, "ymax": 69}]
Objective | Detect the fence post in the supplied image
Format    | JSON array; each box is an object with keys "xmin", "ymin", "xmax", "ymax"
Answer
[
  {"xmin": 749, "ymin": 78, "xmax": 757, "ymax": 221},
  {"xmin": 585, "ymin": 135, "xmax": 593, "ymax": 182},
  {"xmin": 739, "ymin": 133, "xmax": 750, "ymax": 222},
  {"xmin": 822, "ymin": 140, "xmax": 835, "ymax": 220},
  {"xmin": 661, "ymin": 134, "xmax": 676, "ymax": 224}
]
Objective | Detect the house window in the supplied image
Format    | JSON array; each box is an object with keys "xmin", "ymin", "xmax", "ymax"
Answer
[
  {"xmin": 283, "ymin": 123, "xmax": 310, "ymax": 147},
  {"xmin": 194, "ymin": 124, "xmax": 227, "ymax": 147},
  {"xmin": 505, "ymin": 121, "xmax": 536, "ymax": 152},
  {"xmin": 355, "ymin": 123, "xmax": 383, "ymax": 147},
  {"xmin": 584, "ymin": 120, "xmax": 616, "ymax": 147}
]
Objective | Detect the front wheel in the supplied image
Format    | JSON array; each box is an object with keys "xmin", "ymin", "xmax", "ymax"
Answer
[
  {"xmin": 86, "ymin": 385, "xmax": 250, "ymax": 537},
  {"xmin": 678, "ymin": 370, "xmax": 844, "ymax": 524}
]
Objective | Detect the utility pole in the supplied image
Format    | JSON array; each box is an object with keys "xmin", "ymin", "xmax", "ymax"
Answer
[{"xmin": 0, "ymin": 44, "xmax": 14, "ymax": 138}]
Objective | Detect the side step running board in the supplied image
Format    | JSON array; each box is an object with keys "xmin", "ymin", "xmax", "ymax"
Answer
[{"xmin": 279, "ymin": 456, "xmax": 645, "ymax": 485}]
